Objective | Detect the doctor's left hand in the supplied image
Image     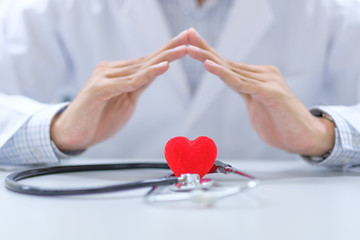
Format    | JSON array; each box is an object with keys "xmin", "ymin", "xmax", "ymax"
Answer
[
  {"xmin": 187, "ymin": 28, "xmax": 335, "ymax": 157},
  {"xmin": 50, "ymin": 31, "xmax": 189, "ymax": 152}
]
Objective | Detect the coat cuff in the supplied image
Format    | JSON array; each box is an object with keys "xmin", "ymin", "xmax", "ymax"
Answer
[
  {"xmin": 302, "ymin": 106, "xmax": 360, "ymax": 169},
  {"xmin": 25, "ymin": 102, "xmax": 69, "ymax": 164}
]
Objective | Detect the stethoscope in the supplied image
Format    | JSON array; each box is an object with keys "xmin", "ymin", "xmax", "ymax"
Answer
[{"xmin": 5, "ymin": 160, "xmax": 259, "ymax": 205}]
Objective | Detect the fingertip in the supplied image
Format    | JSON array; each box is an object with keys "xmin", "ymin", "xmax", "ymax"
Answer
[
  {"xmin": 188, "ymin": 27, "xmax": 200, "ymax": 37},
  {"xmin": 188, "ymin": 28, "xmax": 202, "ymax": 47},
  {"xmin": 157, "ymin": 60, "xmax": 169, "ymax": 68},
  {"xmin": 144, "ymin": 61, "xmax": 169, "ymax": 82},
  {"xmin": 187, "ymin": 45, "xmax": 198, "ymax": 55},
  {"xmin": 175, "ymin": 45, "xmax": 188, "ymax": 54},
  {"xmin": 167, "ymin": 45, "xmax": 188, "ymax": 62},
  {"xmin": 204, "ymin": 59, "xmax": 217, "ymax": 67},
  {"xmin": 173, "ymin": 29, "xmax": 189, "ymax": 45},
  {"xmin": 187, "ymin": 45, "xmax": 205, "ymax": 61},
  {"xmin": 188, "ymin": 45, "xmax": 199, "ymax": 51},
  {"xmin": 158, "ymin": 60, "xmax": 169, "ymax": 66},
  {"xmin": 204, "ymin": 59, "xmax": 220, "ymax": 75},
  {"xmin": 155, "ymin": 61, "xmax": 169, "ymax": 74},
  {"xmin": 177, "ymin": 29, "xmax": 188, "ymax": 37}
]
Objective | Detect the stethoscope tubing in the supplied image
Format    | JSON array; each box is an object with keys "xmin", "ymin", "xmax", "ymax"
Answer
[{"xmin": 5, "ymin": 162, "xmax": 178, "ymax": 196}]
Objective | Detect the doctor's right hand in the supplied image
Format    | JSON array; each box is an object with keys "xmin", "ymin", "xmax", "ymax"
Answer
[{"xmin": 50, "ymin": 31, "xmax": 189, "ymax": 152}]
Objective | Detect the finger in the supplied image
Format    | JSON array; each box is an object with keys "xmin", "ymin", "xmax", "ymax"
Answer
[
  {"xmin": 230, "ymin": 67, "xmax": 267, "ymax": 82},
  {"xmin": 188, "ymin": 28, "xmax": 224, "ymax": 60},
  {"xmin": 103, "ymin": 44, "xmax": 185, "ymax": 79},
  {"xmin": 116, "ymin": 61, "xmax": 169, "ymax": 93},
  {"xmin": 187, "ymin": 45, "xmax": 227, "ymax": 66},
  {"xmin": 229, "ymin": 61, "xmax": 269, "ymax": 73},
  {"xmin": 147, "ymin": 30, "xmax": 189, "ymax": 60},
  {"xmin": 130, "ymin": 79, "xmax": 153, "ymax": 101},
  {"xmin": 204, "ymin": 60, "xmax": 259, "ymax": 95},
  {"xmin": 96, "ymin": 57, "xmax": 144, "ymax": 69},
  {"xmin": 144, "ymin": 45, "xmax": 187, "ymax": 67},
  {"xmin": 98, "ymin": 44, "xmax": 186, "ymax": 78},
  {"xmin": 162, "ymin": 30, "xmax": 189, "ymax": 51},
  {"xmin": 188, "ymin": 28, "xmax": 211, "ymax": 50},
  {"xmin": 104, "ymin": 64, "xmax": 142, "ymax": 78}
]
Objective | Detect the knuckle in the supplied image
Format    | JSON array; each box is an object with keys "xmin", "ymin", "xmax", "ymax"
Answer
[
  {"xmin": 96, "ymin": 61, "xmax": 111, "ymax": 68},
  {"xmin": 139, "ymin": 55, "xmax": 147, "ymax": 63},
  {"xmin": 225, "ymin": 59, "xmax": 234, "ymax": 67},
  {"xmin": 85, "ymin": 81, "xmax": 109, "ymax": 99},
  {"xmin": 234, "ymin": 77, "xmax": 245, "ymax": 92},
  {"xmin": 121, "ymin": 77, "xmax": 138, "ymax": 91},
  {"xmin": 267, "ymin": 65, "xmax": 280, "ymax": 73},
  {"xmin": 140, "ymin": 68, "xmax": 154, "ymax": 81},
  {"xmin": 157, "ymin": 49, "xmax": 170, "ymax": 59},
  {"xmin": 203, "ymin": 51, "xmax": 211, "ymax": 59},
  {"xmin": 93, "ymin": 67, "xmax": 108, "ymax": 76},
  {"xmin": 133, "ymin": 63, "xmax": 143, "ymax": 70}
]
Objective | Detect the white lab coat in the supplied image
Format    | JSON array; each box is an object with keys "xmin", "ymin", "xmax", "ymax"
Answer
[{"xmin": 1, "ymin": 0, "xmax": 360, "ymax": 160}]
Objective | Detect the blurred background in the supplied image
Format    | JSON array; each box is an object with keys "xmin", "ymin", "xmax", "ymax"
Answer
[
  {"xmin": 0, "ymin": 0, "xmax": 355, "ymax": 12},
  {"xmin": 0, "ymin": 0, "xmax": 6, "ymax": 12}
]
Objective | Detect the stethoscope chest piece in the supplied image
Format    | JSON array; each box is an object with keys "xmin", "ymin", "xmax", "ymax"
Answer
[{"xmin": 169, "ymin": 174, "xmax": 214, "ymax": 192}]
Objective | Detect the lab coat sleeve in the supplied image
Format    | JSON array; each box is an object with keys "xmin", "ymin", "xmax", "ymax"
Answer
[{"xmin": 0, "ymin": 0, "xmax": 73, "ymax": 164}]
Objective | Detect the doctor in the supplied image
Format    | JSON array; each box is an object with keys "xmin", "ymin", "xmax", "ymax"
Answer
[{"xmin": 1, "ymin": 0, "xmax": 360, "ymax": 167}]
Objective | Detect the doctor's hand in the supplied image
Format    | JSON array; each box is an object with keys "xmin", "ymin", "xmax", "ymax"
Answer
[
  {"xmin": 187, "ymin": 28, "xmax": 335, "ymax": 157},
  {"xmin": 50, "ymin": 31, "xmax": 189, "ymax": 152}
]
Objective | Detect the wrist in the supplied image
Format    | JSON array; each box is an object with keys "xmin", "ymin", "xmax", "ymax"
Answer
[
  {"xmin": 50, "ymin": 113, "xmax": 68, "ymax": 151},
  {"xmin": 50, "ymin": 113, "xmax": 85, "ymax": 152},
  {"xmin": 303, "ymin": 112, "xmax": 335, "ymax": 157}
]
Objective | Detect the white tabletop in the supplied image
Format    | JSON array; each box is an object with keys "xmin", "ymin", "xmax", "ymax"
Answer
[{"xmin": 0, "ymin": 158, "xmax": 359, "ymax": 240}]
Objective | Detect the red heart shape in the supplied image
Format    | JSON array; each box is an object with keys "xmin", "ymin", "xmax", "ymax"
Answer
[{"xmin": 164, "ymin": 136, "xmax": 217, "ymax": 178}]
